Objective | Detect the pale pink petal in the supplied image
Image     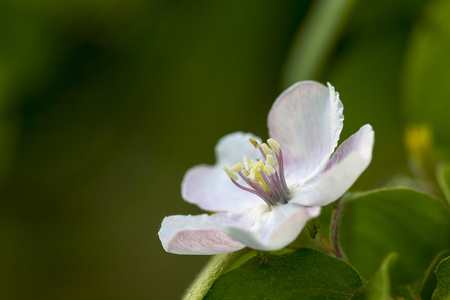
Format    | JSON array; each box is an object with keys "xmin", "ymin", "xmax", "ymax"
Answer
[
  {"xmin": 223, "ymin": 203, "xmax": 321, "ymax": 251},
  {"xmin": 215, "ymin": 132, "xmax": 262, "ymax": 166},
  {"xmin": 182, "ymin": 132, "xmax": 263, "ymax": 212},
  {"xmin": 159, "ymin": 213, "xmax": 246, "ymax": 255},
  {"xmin": 291, "ymin": 124, "xmax": 374, "ymax": 206},
  {"xmin": 268, "ymin": 81, "xmax": 344, "ymax": 183}
]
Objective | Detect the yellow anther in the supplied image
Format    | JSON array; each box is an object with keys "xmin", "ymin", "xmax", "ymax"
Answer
[
  {"xmin": 266, "ymin": 154, "xmax": 276, "ymax": 166},
  {"xmin": 243, "ymin": 156, "xmax": 250, "ymax": 171},
  {"xmin": 230, "ymin": 162, "xmax": 244, "ymax": 172},
  {"xmin": 267, "ymin": 138, "xmax": 280, "ymax": 153},
  {"xmin": 250, "ymin": 168, "xmax": 268, "ymax": 189},
  {"xmin": 252, "ymin": 165, "xmax": 262, "ymax": 177},
  {"xmin": 257, "ymin": 160, "xmax": 265, "ymax": 172},
  {"xmin": 222, "ymin": 166, "xmax": 239, "ymax": 181},
  {"xmin": 262, "ymin": 143, "xmax": 272, "ymax": 155},
  {"xmin": 265, "ymin": 165, "xmax": 276, "ymax": 176},
  {"xmin": 250, "ymin": 168, "xmax": 259, "ymax": 182},
  {"xmin": 249, "ymin": 137, "xmax": 260, "ymax": 149}
]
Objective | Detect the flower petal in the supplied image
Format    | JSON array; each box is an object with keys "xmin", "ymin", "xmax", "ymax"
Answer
[
  {"xmin": 268, "ymin": 81, "xmax": 344, "ymax": 183},
  {"xmin": 160, "ymin": 202, "xmax": 321, "ymax": 254},
  {"xmin": 215, "ymin": 132, "xmax": 262, "ymax": 166},
  {"xmin": 291, "ymin": 124, "xmax": 374, "ymax": 206},
  {"xmin": 159, "ymin": 213, "xmax": 246, "ymax": 255},
  {"xmin": 223, "ymin": 203, "xmax": 321, "ymax": 251},
  {"xmin": 182, "ymin": 132, "xmax": 263, "ymax": 212}
]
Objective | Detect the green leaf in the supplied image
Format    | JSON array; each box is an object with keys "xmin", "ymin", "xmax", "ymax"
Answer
[
  {"xmin": 437, "ymin": 164, "xmax": 450, "ymax": 206},
  {"xmin": 433, "ymin": 256, "xmax": 450, "ymax": 299},
  {"xmin": 219, "ymin": 248, "xmax": 256, "ymax": 274},
  {"xmin": 183, "ymin": 248, "xmax": 255, "ymax": 300},
  {"xmin": 387, "ymin": 252, "xmax": 450, "ymax": 300},
  {"xmin": 353, "ymin": 252, "xmax": 397, "ymax": 300},
  {"xmin": 418, "ymin": 250, "xmax": 450, "ymax": 300},
  {"xmin": 401, "ymin": 0, "xmax": 450, "ymax": 155},
  {"xmin": 391, "ymin": 285, "xmax": 420, "ymax": 300},
  {"xmin": 340, "ymin": 188, "xmax": 450, "ymax": 285},
  {"xmin": 204, "ymin": 248, "xmax": 362, "ymax": 300}
]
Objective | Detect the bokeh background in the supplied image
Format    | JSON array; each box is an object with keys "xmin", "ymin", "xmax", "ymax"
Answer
[{"xmin": 1, "ymin": 0, "xmax": 450, "ymax": 298}]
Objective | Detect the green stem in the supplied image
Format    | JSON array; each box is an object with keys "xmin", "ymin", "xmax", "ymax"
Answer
[
  {"xmin": 182, "ymin": 253, "xmax": 233, "ymax": 300},
  {"xmin": 330, "ymin": 200, "xmax": 346, "ymax": 260},
  {"xmin": 282, "ymin": 0, "xmax": 356, "ymax": 87}
]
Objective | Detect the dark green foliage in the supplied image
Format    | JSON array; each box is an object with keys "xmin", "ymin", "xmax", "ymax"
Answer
[
  {"xmin": 340, "ymin": 189, "xmax": 450, "ymax": 284},
  {"xmin": 433, "ymin": 256, "xmax": 450, "ymax": 299},
  {"xmin": 205, "ymin": 248, "xmax": 362, "ymax": 300},
  {"xmin": 402, "ymin": 0, "xmax": 450, "ymax": 156},
  {"xmin": 352, "ymin": 253, "xmax": 397, "ymax": 300}
]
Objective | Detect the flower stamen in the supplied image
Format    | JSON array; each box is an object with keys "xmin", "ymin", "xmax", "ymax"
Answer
[
  {"xmin": 267, "ymin": 138, "xmax": 280, "ymax": 153},
  {"xmin": 248, "ymin": 137, "xmax": 260, "ymax": 148},
  {"xmin": 261, "ymin": 143, "xmax": 272, "ymax": 155},
  {"xmin": 230, "ymin": 163, "xmax": 244, "ymax": 172},
  {"xmin": 222, "ymin": 138, "xmax": 291, "ymax": 207}
]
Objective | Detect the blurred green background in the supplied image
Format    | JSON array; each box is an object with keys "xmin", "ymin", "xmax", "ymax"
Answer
[{"xmin": 1, "ymin": 0, "xmax": 449, "ymax": 299}]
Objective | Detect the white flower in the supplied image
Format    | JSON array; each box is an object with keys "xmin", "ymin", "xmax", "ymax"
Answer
[{"xmin": 159, "ymin": 81, "xmax": 374, "ymax": 255}]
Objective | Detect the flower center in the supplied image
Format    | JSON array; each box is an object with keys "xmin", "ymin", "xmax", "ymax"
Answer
[{"xmin": 222, "ymin": 138, "xmax": 291, "ymax": 207}]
